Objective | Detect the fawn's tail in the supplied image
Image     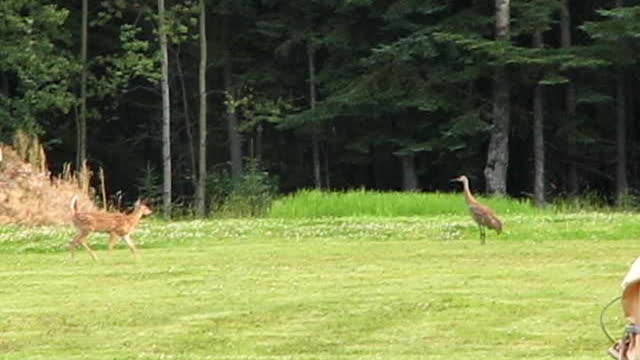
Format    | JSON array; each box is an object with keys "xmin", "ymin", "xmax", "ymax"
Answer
[{"xmin": 70, "ymin": 195, "xmax": 79, "ymax": 215}]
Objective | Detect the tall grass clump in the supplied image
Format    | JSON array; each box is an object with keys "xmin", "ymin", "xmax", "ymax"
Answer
[
  {"xmin": 0, "ymin": 140, "xmax": 98, "ymax": 226},
  {"xmin": 268, "ymin": 189, "xmax": 541, "ymax": 218}
]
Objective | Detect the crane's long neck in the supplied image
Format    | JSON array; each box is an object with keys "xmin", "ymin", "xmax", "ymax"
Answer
[{"xmin": 462, "ymin": 180, "xmax": 478, "ymax": 205}]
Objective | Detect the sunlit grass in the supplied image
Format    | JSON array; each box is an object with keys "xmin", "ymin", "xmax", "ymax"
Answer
[
  {"xmin": 268, "ymin": 189, "xmax": 542, "ymax": 218},
  {"xmin": 0, "ymin": 212, "xmax": 634, "ymax": 359}
]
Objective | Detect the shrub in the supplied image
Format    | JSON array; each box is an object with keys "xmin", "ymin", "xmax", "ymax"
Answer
[
  {"xmin": 205, "ymin": 168, "xmax": 235, "ymax": 215},
  {"xmin": 550, "ymin": 190, "xmax": 610, "ymax": 213},
  {"xmin": 207, "ymin": 160, "xmax": 278, "ymax": 218},
  {"xmin": 135, "ymin": 162, "xmax": 162, "ymax": 208}
]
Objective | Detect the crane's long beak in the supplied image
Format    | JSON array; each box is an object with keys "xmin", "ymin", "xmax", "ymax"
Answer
[{"xmin": 450, "ymin": 178, "xmax": 460, "ymax": 183}]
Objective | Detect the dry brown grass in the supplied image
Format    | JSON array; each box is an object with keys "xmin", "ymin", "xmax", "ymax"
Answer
[{"xmin": 0, "ymin": 143, "xmax": 97, "ymax": 226}]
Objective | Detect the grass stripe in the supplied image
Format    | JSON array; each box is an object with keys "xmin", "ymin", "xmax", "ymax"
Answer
[{"xmin": 268, "ymin": 190, "xmax": 543, "ymax": 218}]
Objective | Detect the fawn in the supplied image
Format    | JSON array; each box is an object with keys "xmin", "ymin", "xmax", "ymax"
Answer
[{"xmin": 69, "ymin": 196, "xmax": 152, "ymax": 260}]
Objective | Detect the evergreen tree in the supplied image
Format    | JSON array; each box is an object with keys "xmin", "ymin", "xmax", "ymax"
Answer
[{"xmin": 0, "ymin": 1, "xmax": 78, "ymax": 137}]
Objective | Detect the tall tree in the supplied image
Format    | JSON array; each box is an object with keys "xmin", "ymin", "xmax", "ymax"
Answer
[
  {"xmin": 307, "ymin": 41, "xmax": 321, "ymax": 189},
  {"xmin": 222, "ymin": 15, "xmax": 242, "ymax": 180},
  {"xmin": 158, "ymin": 0, "xmax": 172, "ymax": 218},
  {"xmin": 285, "ymin": 2, "xmax": 491, "ymax": 191},
  {"xmin": 175, "ymin": 50, "xmax": 197, "ymax": 192},
  {"xmin": 615, "ymin": 68, "xmax": 628, "ymax": 203},
  {"xmin": 400, "ymin": 155, "xmax": 419, "ymax": 191},
  {"xmin": 266, "ymin": 1, "xmax": 339, "ymax": 189},
  {"xmin": 7, "ymin": 0, "xmax": 640, "ymax": 205},
  {"xmin": 195, "ymin": 0, "xmax": 207, "ymax": 217},
  {"xmin": 533, "ymin": 31, "xmax": 545, "ymax": 207},
  {"xmin": 560, "ymin": 0, "xmax": 579, "ymax": 196},
  {"xmin": 77, "ymin": 0, "xmax": 88, "ymax": 169},
  {"xmin": 615, "ymin": 0, "xmax": 628, "ymax": 204},
  {"xmin": 581, "ymin": 3, "xmax": 639, "ymax": 204},
  {"xmin": 510, "ymin": 0, "xmax": 561, "ymax": 205},
  {"xmin": 484, "ymin": 0, "xmax": 511, "ymax": 195}
]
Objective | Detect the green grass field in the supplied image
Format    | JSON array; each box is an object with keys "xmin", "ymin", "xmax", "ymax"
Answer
[{"xmin": 0, "ymin": 192, "xmax": 637, "ymax": 359}]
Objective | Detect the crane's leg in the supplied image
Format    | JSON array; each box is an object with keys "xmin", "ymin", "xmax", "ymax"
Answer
[{"xmin": 478, "ymin": 225, "xmax": 486, "ymax": 245}]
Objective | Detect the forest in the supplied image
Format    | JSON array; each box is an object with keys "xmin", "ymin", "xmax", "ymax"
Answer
[{"xmin": 1, "ymin": 0, "xmax": 640, "ymax": 217}]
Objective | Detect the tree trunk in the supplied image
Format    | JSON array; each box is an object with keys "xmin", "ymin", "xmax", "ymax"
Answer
[
  {"xmin": 533, "ymin": 31, "xmax": 545, "ymax": 207},
  {"xmin": 195, "ymin": 0, "xmax": 207, "ymax": 217},
  {"xmin": 308, "ymin": 41, "xmax": 322, "ymax": 189},
  {"xmin": 0, "ymin": 74, "xmax": 8, "ymax": 96},
  {"xmin": 323, "ymin": 141, "xmax": 331, "ymax": 189},
  {"xmin": 615, "ymin": 0, "xmax": 627, "ymax": 205},
  {"xmin": 175, "ymin": 52, "xmax": 197, "ymax": 192},
  {"xmin": 616, "ymin": 70, "xmax": 627, "ymax": 204},
  {"xmin": 158, "ymin": 0, "xmax": 172, "ymax": 218},
  {"xmin": 400, "ymin": 155, "xmax": 419, "ymax": 191},
  {"xmin": 566, "ymin": 84, "xmax": 578, "ymax": 195},
  {"xmin": 256, "ymin": 124, "xmax": 263, "ymax": 162},
  {"xmin": 78, "ymin": 0, "xmax": 88, "ymax": 169},
  {"xmin": 560, "ymin": 0, "xmax": 578, "ymax": 196},
  {"xmin": 629, "ymin": 75, "xmax": 636, "ymax": 184},
  {"xmin": 484, "ymin": 0, "xmax": 510, "ymax": 195},
  {"xmin": 223, "ymin": 16, "xmax": 242, "ymax": 180},
  {"xmin": 224, "ymin": 69, "xmax": 242, "ymax": 180},
  {"xmin": 311, "ymin": 135, "xmax": 321, "ymax": 189}
]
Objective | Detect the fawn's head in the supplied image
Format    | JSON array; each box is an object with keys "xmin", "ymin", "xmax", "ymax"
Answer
[{"xmin": 134, "ymin": 199, "xmax": 153, "ymax": 216}]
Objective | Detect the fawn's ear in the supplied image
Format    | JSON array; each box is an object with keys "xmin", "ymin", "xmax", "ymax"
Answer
[{"xmin": 134, "ymin": 199, "xmax": 141, "ymax": 208}]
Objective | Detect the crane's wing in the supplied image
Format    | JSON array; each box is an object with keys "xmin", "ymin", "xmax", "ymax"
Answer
[{"xmin": 469, "ymin": 203, "xmax": 502, "ymax": 233}]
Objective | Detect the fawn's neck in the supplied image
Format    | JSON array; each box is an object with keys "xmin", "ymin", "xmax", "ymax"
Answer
[{"xmin": 127, "ymin": 208, "xmax": 145, "ymax": 224}]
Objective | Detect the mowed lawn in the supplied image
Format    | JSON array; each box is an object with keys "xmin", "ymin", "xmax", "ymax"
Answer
[{"xmin": 0, "ymin": 213, "xmax": 637, "ymax": 359}]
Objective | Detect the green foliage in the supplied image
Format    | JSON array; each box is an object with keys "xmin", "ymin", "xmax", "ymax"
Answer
[
  {"xmin": 91, "ymin": 0, "xmax": 199, "ymax": 103},
  {"xmin": 3, "ymin": 0, "xmax": 640, "ymax": 208},
  {"xmin": 0, "ymin": 0, "xmax": 79, "ymax": 133},
  {"xmin": 92, "ymin": 24, "xmax": 160, "ymax": 101},
  {"xmin": 135, "ymin": 162, "xmax": 162, "ymax": 207},
  {"xmin": 227, "ymin": 90, "xmax": 297, "ymax": 132},
  {"xmin": 208, "ymin": 160, "xmax": 279, "ymax": 218},
  {"xmin": 538, "ymin": 73, "xmax": 570, "ymax": 85},
  {"xmin": 510, "ymin": 0, "xmax": 561, "ymax": 36},
  {"xmin": 164, "ymin": 1, "xmax": 199, "ymax": 44},
  {"xmin": 220, "ymin": 173, "xmax": 277, "ymax": 218},
  {"xmin": 581, "ymin": 6, "xmax": 640, "ymax": 65},
  {"xmin": 551, "ymin": 189, "xmax": 640, "ymax": 213},
  {"xmin": 582, "ymin": 6, "xmax": 640, "ymax": 41},
  {"xmin": 576, "ymin": 88, "xmax": 613, "ymax": 105},
  {"xmin": 551, "ymin": 191, "xmax": 609, "ymax": 213},
  {"xmin": 205, "ymin": 167, "xmax": 235, "ymax": 214}
]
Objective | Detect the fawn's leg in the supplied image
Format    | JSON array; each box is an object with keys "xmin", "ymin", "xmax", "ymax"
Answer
[
  {"xmin": 108, "ymin": 233, "xmax": 119, "ymax": 253},
  {"xmin": 69, "ymin": 231, "xmax": 87, "ymax": 258},
  {"xmin": 121, "ymin": 234, "xmax": 139, "ymax": 258},
  {"xmin": 77, "ymin": 233, "xmax": 98, "ymax": 260}
]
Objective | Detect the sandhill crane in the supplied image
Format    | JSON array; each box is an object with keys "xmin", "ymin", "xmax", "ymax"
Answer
[{"xmin": 451, "ymin": 175, "xmax": 502, "ymax": 245}]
